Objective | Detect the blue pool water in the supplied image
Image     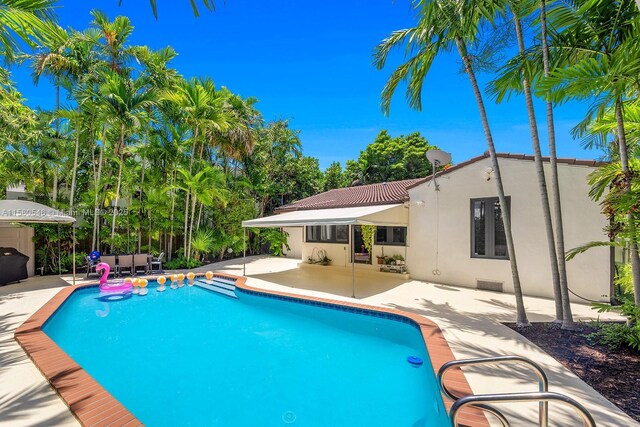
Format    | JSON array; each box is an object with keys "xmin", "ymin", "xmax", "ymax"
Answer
[{"xmin": 43, "ymin": 282, "xmax": 450, "ymax": 426}]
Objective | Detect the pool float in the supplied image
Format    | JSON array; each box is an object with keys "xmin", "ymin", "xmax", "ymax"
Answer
[
  {"xmin": 187, "ymin": 271, "xmax": 195, "ymax": 286},
  {"xmin": 157, "ymin": 275, "xmax": 166, "ymax": 292},
  {"xmin": 139, "ymin": 279, "xmax": 149, "ymax": 296},
  {"xmin": 205, "ymin": 271, "xmax": 214, "ymax": 281},
  {"xmin": 177, "ymin": 273, "xmax": 185, "ymax": 288},
  {"xmin": 96, "ymin": 263, "xmax": 133, "ymax": 293},
  {"xmin": 170, "ymin": 274, "xmax": 177, "ymax": 290}
]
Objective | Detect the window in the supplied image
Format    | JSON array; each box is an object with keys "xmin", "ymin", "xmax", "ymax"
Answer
[
  {"xmin": 375, "ymin": 226, "xmax": 407, "ymax": 246},
  {"xmin": 471, "ymin": 197, "xmax": 509, "ymax": 259},
  {"xmin": 306, "ymin": 225, "xmax": 349, "ymax": 243}
]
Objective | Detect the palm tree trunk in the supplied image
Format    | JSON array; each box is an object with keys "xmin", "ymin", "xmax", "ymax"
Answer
[
  {"xmin": 110, "ymin": 125, "xmax": 125, "ymax": 253},
  {"xmin": 168, "ymin": 171, "xmax": 176, "ymax": 261},
  {"xmin": 188, "ymin": 193, "xmax": 198, "ymax": 258},
  {"xmin": 52, "ymin": 167, "xmax": 58, "ymax": 204},
  {"xmin": 183, "ymin": 125, "xmax": 199, "ymax": 257},
  {"xmin": 52, "ymin": 81, "xmax": 60, "ymax": 205},
  {"xmin": 540, "ymin": 0, "xmax": 574, "ymax": 326},
  {"xmin": 456, "ymin": 38, "xmax": 529, "ymax": 326},
  {"xmin": 69, "ymin": 107, "xmax": 81, "ymax": 210},
  {"xmin": 92, "ymin": 126, "xmax": 107, "ymax": 251},
  {"xmin": 110, "ymin": 150, "xmax": 124, "ymax": 253},
  {"xmin": 138, "ymin": 124, "xmax": 149, "ymax": 253},
  {"xmin": 514, "ymin": 16, "xmax": 569, "ymax": 326},
  {"xmin": 197, "ymin": 202, "xmax": 203, "ymax": 230},
  {"xmin": 615, "ymin": 99, "xmax": 640, "ymax": 304}
]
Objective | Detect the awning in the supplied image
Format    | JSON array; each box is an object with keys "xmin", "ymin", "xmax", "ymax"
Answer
[
  {"xmin": 0, "ymin": 200, "xmax": 75, "ymax": 224},
  {"xmin": 0, "ymin": 199, "xmax": 77, "ymax": 285},
  {"xmin": 242, "ymin": 204, "xmax": 406, "ymax": 228}
]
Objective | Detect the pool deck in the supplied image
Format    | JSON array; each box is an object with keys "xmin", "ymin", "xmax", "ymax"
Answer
[{"xmin": 1, "ymin": 255, "xmax": 637, "ymax": 427}]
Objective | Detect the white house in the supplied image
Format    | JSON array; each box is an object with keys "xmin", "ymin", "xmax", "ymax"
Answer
[{"xmin": 243, "ymin": 153, "xmax": 611, "ymax": 302}]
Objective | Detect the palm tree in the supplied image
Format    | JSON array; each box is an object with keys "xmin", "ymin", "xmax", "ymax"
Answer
[
  {"xmin": 540, "ymin": 0, "xmax": 640, "ymax": 303},
  {"xmin": 22, "ymin": 24, "xmax": 74, "ymax": 204},
  {"xmin": 177, "ymin": 165, "xmax": 229, "ymax": 259},
  {"xmin": 0, "ymin": 0, "xmax": 57, "ymax": 62},
  {"xmin": 374, "ymin": 0, "xmax": 530, "ymax": 326},
  {"xmin": 90, "ymin": 10, "xmax": 135, "ymax": 74},
  {"xmin": 99, "ymin": 71, "xmax": 157, "ymax": 252},
  {"xmin": 163, "ymin": 77, "xmax": 228, "ymax": 256},
  {"xmin": 539, "ymin": 0, "xmax": 574, "ymax": 327},
  {"xmin": 490, "ymin": 1, "xmax": 573, "ymax": 327}
]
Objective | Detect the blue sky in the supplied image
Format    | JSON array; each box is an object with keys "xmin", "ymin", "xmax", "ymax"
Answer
[{"xmin": 11, "ymin": 0, "xmax": 598, "ymax": 169}]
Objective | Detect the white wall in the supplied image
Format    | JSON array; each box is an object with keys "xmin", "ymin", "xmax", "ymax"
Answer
[
  {"xmin": 408, "ymin": 157, "xmax": 610, "ymax": 302},
  {"xmin": 0, "ymin": 224, "xmax": 35, "ymax": 276},
  {"xmin": 283, "ymin": 227, "xmax": 303, "ymax": 258}
]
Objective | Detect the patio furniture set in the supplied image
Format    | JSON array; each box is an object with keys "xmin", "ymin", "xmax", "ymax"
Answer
[{"xmin": 86, "ymin": 253, "xmax": 164, "ymax": 278}]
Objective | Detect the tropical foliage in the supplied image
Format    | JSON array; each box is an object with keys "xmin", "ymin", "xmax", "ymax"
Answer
[
  {"xmin": 0, "ymin": 9, "xmax": 328, "ymax": 270},
  {"xmin": 376, "ymin": 0, "xmax": 640, "ymax": 327}
]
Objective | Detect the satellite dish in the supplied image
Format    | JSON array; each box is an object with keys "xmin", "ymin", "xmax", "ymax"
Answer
[
  {"xmin": 426, "ymin": 150, "xmax": 452, "ymax": 166},
  {"xmin": 425, "ymin": 150, "xmax": 451, "ymax": 192}
]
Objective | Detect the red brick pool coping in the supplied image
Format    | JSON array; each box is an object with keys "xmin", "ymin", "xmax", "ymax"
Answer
[{"xmin": 15, "ymin": 273, "xmax": 489, "ymax": 427}]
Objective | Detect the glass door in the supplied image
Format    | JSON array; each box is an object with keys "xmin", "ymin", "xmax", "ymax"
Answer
[{"xmin": 352, "ymin": 225, "xmax": 371, "ymax": 264}]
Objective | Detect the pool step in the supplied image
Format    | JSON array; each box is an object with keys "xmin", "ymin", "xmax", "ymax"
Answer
[{"xmin": 194, "ymin": 279, "xmax": 237, "ymax": 298}]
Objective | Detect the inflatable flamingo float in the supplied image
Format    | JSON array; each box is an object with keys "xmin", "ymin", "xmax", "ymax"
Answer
[{"xmin": 96, "ymin": 262, "xmax": 133, "ymax": 293}]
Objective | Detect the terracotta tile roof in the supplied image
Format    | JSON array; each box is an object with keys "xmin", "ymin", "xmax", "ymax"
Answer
[
  {"xmin": 275, "ymin": 178, "xmax": 423, "ymax": 212},
  {"xmin": 276, "ymin": 152, "xmax": 605, "ymax": 212},
  {"xmin": 405, "ymin": 152, "xmax": 606, "ymax": 190}
]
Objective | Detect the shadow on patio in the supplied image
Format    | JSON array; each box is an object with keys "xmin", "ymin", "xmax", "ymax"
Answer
[{"xmin": 248, "ymin": 265, "xmax": 410, "ymax": 299}]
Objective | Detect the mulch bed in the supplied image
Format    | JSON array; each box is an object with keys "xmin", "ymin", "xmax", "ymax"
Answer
[{"xmin": 504, "ymin": 322, "xmax": 640, "ymax": 422}]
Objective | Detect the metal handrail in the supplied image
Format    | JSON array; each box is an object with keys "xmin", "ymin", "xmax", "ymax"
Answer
[
  {"xmin": 437, "ymin": 356, "xmax": 549, "ymax": 427},
  {"xmin": 472, "ymin": 404, "xmax": 510, "ymax": 427},
  {"xmin": 449, "ymin": 392, "xmax": 597, "ymax": 427}
]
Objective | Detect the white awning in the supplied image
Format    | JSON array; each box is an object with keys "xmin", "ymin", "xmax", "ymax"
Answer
[
  {"xmin": 0, "ymin": 200, "xmax": 76, "ymax": 224},
  {"xmin": 242, "ymin": 204, "xmax": 406, "ymax": 228}
]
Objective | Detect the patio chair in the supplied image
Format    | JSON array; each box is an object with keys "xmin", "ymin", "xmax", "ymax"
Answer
[
  {"xmin": 150, "ymin": 252, "xmax": 164, "ymax": 273},
  {"xmin": 133, "ymin": 253, "xmax": 149, "ymax": 275},
  {"xmin": 100, "ymin": 255, "xmax": 118, "ymax": 277},
  {"xmin": 85, "ymin": 256, "xmax": 98, "ymax": 278},
  {"xmin": 118, "ymin": 254, "xmax": 134, "ymax": 277}
]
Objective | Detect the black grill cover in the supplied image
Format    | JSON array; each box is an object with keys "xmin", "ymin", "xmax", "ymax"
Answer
[{"xmin": 0, "ymin": 247, "xmax": 29, "ymax": 285}]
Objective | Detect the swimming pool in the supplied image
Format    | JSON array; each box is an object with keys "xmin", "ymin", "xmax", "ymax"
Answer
[{"xmin": 41, "ymin": 279, "xmax": 451, "ymax": 426}]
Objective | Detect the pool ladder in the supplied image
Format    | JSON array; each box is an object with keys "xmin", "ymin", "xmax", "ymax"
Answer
[{"xmin": 437, "ymin": 355, "xmax": 597, "ymax": 427}]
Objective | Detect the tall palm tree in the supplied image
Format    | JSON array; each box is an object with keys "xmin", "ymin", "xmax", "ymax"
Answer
[
  {"xmin": 22, "ymin": 24, "xmax": 73, "ymax": 204},
  {"xmin": 490, "ymin": 1, "xmax": 573, "ymax": 327},
  {"xmin": 539, "ymin": 0, "xmax": 573, "ymax": 326},
  {"xmin": 99, "ymin": 71, "xmax": 157, "ymax": 252},
  {"xmin": 163, "ymin": 77, "xmax": 227, "ymax": 256},
  {"xmin": 214, "ymin": 91, "xmax": 258, "ymax": 174},
  {"xmin": 540, "ymin": 0, "xmax": 640, "ymax": 303},
  {"xmin": 374, "ymin": 0, "xmax": 530, "ymax": 326},
  {"xmin": 90, "ymin": 10, "xmax": 134, "ymax": 75},
  {"xmin": 64, "ymin": 29, "xmax": 101, "ymax": 210},
  {"xmin": 177, "ymin": 165, "xmax": 229, "ymax": 259}
]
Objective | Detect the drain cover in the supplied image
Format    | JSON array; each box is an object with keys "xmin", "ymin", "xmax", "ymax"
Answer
[{"xmin": 282, "ymin": 411, "xmax": 297, "ymax": 424}]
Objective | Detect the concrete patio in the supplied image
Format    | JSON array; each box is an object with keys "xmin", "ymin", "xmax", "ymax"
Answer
[{"xmin": 1, "ymin": 255, "xmax": 637, "ymax": 426}]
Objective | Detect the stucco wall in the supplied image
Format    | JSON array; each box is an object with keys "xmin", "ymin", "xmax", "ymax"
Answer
[
  {"xmin": 0, "ymin": 224, "xmax": 35, "ymax": 276},
  {"xmin": 282, "ymin": 227, "xmax": 303, "ymax": 259},
  {"xmin": 407, "ymin": 157, "xmax": 610, "ymax": 302}
]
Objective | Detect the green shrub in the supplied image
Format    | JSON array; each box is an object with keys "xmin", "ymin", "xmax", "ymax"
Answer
[
  {"xmin": 589, "ymin": 322, "xmax": 640, "ymax": 350},
  {"xmin": 591, "ymin": 286, "xmax": 640, "ymax": 351},
  {"xmin": 615, "ymin": 263, "xmax": 634, "ymax": 295},
  {"xmin": 260, "ymin": 228, "xmax": 290, "ymax": 257},
  {"xmin": 164, "ymin": 256, "xmax": 202, "ymax": 270}
]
